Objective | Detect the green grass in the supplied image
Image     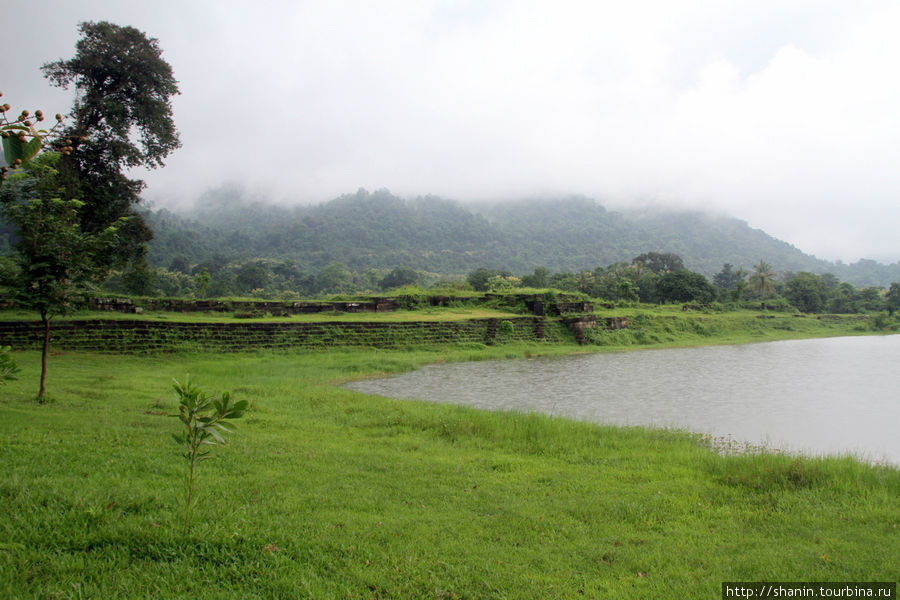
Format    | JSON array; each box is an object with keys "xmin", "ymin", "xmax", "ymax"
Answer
[
  {"xmin": 1, "ymin": 344, "xmax": 897, "ymax": 599},
  {"xmin": 585, "ymin": 306, "xmax": 888, "ymax": 349}
]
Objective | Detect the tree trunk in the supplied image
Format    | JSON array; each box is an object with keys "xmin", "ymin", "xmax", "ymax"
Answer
[{"xmin": 39, "ymin": 310, "xmax": 50, "ymax": 401}]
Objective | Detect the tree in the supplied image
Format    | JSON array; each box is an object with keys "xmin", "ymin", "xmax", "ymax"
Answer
[
  {"xmin": 380, "ymin": 267, "xmax": 419, "ymax": 290},
  {"xmin": 886, "ymin": 283, "xmax": 900, "ymax": 316},
  {"xmin": 748, "ymin": 261, "xmax": 776, "ymax": 298},
  {"xmin": 713, "ymin": 263, "xmax": 748, "ymax": 302},
  {"xmin": 784, "ymin": 272, "xmax": 828, "ymax": 313},
  {"xmin": 0, "ymin": 154, "xmax": 120, "ymax": 399},
  {"xmin": 194, "ymin": 267, "xmax": 211, "ymax": 298},
  {"xmin": 520, "ymin": 267, "xmax": 550, "ymax": 288},
  {"xmin": 632, "ymin": 252, "xmax": 685, "ymax": 274},
  {"xmin": 654, "ymin": 269, "xmax": 716, "ymax": 304},
  {"xmin": 235, "ymin": 261, "xmax": 270, "ymax": 294},
  {"xmin": 467, "ymin": 267, "xmax": 504, "ymax": 292},
  {"xmin": 316, "ymin": 262, "xmax": 352, "ymax": 294},
  {"xmin": 42, "ymin": 21, "xmax": 180, "ymax": 272}
]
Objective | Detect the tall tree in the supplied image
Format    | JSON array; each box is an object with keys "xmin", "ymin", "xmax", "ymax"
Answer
[
  {"xmin": 749, "ymin": 261, "xmax": 776, "ymax": 298},
  {"xmin": 42, "ymin": 21, "xmax": 180, "ymax": 275}
]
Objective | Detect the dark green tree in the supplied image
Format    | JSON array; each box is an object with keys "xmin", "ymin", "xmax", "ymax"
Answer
[
  {"xmin": 521, "ymin": 267, "xmax": 550, "ymax": 288},
  {"xmin": 854, "ymin": 287, "xmax": 884, "ymax": 313},
  {"xmin": 654, "ymin": 269, "xmax": 716, "ymax": 304},
  {"xmin": 317, "ymin": 262, "xmax": 352, "ymax": 294},
  {"xmin": 0, "ymin": 154, "xmax": 120, "ymax": 399},
  {"xmin": 886, "ymin": 283, "xmax": 900, "ymax": 316},
  {"xmin": 632, "ymin": 252, "xmax": 685, "ymax": 274},
  {"xmin": 42, "ymin": 21, "xmax": 180, "ymax": 273},
  {"xmin": 713, "ymin": 263, "xmax": 748, "ymax": 301},
  {"xmin": 235, "ymin": 261, "xmax": 270, "ymax": 294},
  {"xmin": 467, "ymin": 267, "xmax": 505, "ymax": 292},
  {"xmin": 380, "ymin": 267, "xmax": 419, "ymax": 290},
  {"xmin": 784, "ymin": 272, "xmax": 828, "ymax": 313},
  {"xmin": 828, "ymin": 282, "xmax": 857, "ymax": 313}
]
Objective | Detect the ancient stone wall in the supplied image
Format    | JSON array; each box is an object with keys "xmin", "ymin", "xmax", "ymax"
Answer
[{"xmin": 0, "ymin": 317, "xmax": 572, "ymax": 353}]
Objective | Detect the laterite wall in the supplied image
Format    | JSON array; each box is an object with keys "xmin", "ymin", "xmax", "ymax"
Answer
[{"xmin": 0, "ymin": 317, "xmax": 573, "ymax": 353}]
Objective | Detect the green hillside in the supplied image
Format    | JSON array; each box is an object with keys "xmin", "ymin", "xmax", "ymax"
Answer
[{"xmin": 142, "ymin": 187, "xmax": 899, "ymax": 286}]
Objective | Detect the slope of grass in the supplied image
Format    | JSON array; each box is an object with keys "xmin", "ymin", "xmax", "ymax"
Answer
[{"xmin": 1, "ymin": 345, "xmax": 897, "ymax": 599}]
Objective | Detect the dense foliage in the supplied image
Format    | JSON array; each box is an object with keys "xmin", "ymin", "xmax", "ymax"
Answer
[
  {"xmin": 0, "ymin": 154, "xmax": 120, "ymax": 398},
  {"xmin": 42, "ymin": 21, "xmax": 181, "ymax": 274}
]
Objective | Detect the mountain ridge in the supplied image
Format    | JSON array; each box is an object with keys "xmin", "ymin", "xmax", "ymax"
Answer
[{"xmin": 143, "ymin": 187, "xmax": 900, "ymax": 287}]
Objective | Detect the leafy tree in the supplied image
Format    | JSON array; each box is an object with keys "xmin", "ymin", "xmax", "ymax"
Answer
[
  {"xmin": 854, "ymin": 287, "xmax": 884, "ymax": 313},
  {"xmin": 632, "ymin": 252, "xmax": 684, "ymax": 274},
  {"xmin": 0, "ymin": 154, "xmax": 120, "ymax": 399},
  {"xmin": 548, "ymin": 271, "xmax": 578, "ymax": 293},
  {"xmin": 467, "ymin": 267, "xmax": 504, "ymax": 292},
  {"xmin": 120, "ymin": 262, "xmax": 156, "ymax": 296},
  {"xmin": 749, "ymin": 261, "xmax": 777, "ymax": 298},
  {"xmin": 317, "ymin": 262, "xmax": 352, "ymax": 294},
  {"xmin": 486, "ymin": 274, "xmax": 522, "ymax": 292},
  {"xmin": 886, "ymin": 283, "xmax": 900, "ymax": 316},
  {"xmin": 784, "ymin": 272, "xmax": 828, "ymax": 313},
  {"xmin": 828, "ymin": 282, "xmax": 858, "ymax": 313},
  {"xmin": 654, "ymin": 269, "xmax": 716, "ymax": 304},
  {"xmin": 593, "ymin": 268, "xmax": 639, "ymax": 302},
  {"xmin": 521, "ymin": 267, "xmax": 550, "ymax": 288},
  {"xmin": 635, "ymin": 271, "xmax": 659, "ymax": 303},
  {"xmin": 42, "ymin": 21, "xmax": 180, "ymax": 272},
  {"xmin": 713, "ymin": 263, "xmax": 748, "ymax": 301},
  {"xmin": 154, "ymin": 267, "xmax": 195, "ymax": 297},
  {"xmin": 169, "ymin": 254, "xmax": 191, "ymax": 274},
  {"xmin": 194, "ymin": 267, "xmax": 211, "ymax": 298},
  {"xmin": 235, "ymin": 261, "xmax": 270, "ymax": 294},
  {"xmin": 380, "ymin": 267, "xmax": 419, "ymax": 290}
]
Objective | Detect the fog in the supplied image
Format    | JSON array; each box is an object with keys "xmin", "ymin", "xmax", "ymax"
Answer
[{"xmin": 5, "ymin": 0, "xmax": 900, "ymax": 263}]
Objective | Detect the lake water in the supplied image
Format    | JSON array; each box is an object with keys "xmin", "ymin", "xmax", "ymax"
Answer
[{"xmin": 346, "ymin": 335, "xmax": 900, "ymax": 465}]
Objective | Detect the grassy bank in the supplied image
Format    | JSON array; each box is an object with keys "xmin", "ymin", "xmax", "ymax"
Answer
[{"xmin": 1, "ymin": 340, "xmax": 898, "ymax": 598}]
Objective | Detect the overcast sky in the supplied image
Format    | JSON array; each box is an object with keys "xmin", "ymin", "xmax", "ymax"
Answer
[{"xmin": 5, "ymin": 0, "xmax": 900, "ymax": 263}]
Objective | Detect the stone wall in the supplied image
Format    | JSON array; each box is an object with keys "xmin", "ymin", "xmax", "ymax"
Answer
[{"xmin": 0, "ymin": 317, "xmax": 573, "ymax": 353}]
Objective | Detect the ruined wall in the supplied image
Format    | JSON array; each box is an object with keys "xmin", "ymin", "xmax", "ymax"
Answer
[{"xmin": 0, "ymin": 317, "xmax": 573, "ymax": 353}]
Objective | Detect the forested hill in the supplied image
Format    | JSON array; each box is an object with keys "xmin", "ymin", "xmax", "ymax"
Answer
[{"xmin": 144, "ymin": 187, "xmax": 900, "ymax": 286}]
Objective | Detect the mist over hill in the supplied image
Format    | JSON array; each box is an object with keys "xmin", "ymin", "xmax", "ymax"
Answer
[{"xmin": 144, "ymin": 187, "xmax": 900, "ymax": 287}]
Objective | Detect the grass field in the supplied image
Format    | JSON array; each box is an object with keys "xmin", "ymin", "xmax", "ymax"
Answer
[{"xmin": 1, "ymin": 329, "xmax": 898, "ymax": 598}]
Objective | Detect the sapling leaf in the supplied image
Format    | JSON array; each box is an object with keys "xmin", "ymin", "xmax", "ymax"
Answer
[{"xmin": 172, "ymin": 375, "xmax": 249, "ymax": 538}]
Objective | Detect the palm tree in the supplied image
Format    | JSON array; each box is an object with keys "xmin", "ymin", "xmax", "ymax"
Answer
[{"xmin": 749, "ymin": 261, "xmax": 776, "ymax": 297}]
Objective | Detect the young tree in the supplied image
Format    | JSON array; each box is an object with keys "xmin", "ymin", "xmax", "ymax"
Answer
[
  {"xmin": 0, "ymin": 154, "xmax": 120, "ymax": 399},
  {"xmin": 42, "ymin": 21, "xmax": 180, "ymax": 273}
]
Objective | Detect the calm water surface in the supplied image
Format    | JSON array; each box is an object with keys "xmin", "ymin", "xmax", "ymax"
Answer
[{"xmin": 347, "ymin": 335, "xmax": 900, "ymax": 464}]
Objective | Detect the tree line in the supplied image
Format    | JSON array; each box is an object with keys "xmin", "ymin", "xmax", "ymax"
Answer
[{"xmin": 96, "ymin": 248, "xmax": 900, "ymax": 317}]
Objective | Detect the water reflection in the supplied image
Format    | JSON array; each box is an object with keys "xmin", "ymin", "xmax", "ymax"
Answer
[{"xmin": 347, "ymin": 335, "xmax": 900, "ymax": 465}]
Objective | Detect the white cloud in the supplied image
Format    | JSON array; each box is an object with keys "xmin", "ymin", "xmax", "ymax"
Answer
[{"xmin": 6, "ymin": 0, "xmax": 900, "ymax": 262}]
